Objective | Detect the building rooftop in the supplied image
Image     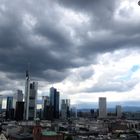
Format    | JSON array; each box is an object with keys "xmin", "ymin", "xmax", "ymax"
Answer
[{"xmin": 42, "ymin": 130, "xmax": 57, "ymax": 136}]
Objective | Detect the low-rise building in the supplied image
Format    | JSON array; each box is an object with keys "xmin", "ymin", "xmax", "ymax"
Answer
[{"xmin": 41, "ymin": 130, "xmax": 63, "ymax": 140}]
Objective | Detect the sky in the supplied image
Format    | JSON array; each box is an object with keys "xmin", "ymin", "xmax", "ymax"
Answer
[{"xmin": 0, "ymin": 0, "xmax": 140, "ymax": 108}]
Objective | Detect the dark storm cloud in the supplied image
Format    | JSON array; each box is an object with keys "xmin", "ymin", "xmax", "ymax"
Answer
[
  {"xmin": 0, "ymin": 0, "xmax": 140, "ymax": 92},
  {"xmin": 0, "ymin": 0, "xmax": 77, "ymax": 84},
  {"xmin": 79, "ymin": 33, "xmax": 140, "ymax": 56},
  {"xmin": 60, "ymin": 0, "xmax": 140, "ymax": 56},
  {"xmin": 59, "ymin": 0, "xmax": 120, "ymax": 27},
  {"xmin": 60, "ymin": 0, "xmax": 118, "ymax": 15},
  {"xmin": 0, "ymin": 75, "xmax": 21, "ymax": 91}
]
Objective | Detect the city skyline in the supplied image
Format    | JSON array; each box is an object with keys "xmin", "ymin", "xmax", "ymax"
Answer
[{"xmin": 0, "ymin": 0, "xmax": 140, "ymax": 107}]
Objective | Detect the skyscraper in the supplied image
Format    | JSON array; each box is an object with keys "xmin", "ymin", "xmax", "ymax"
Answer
[
  {"xmin": 61, "ymin": 99, "xmax": 70, "ymax": 119},
  {"xmin": 0, "ymin": 96, "xmax": 2, "ymax": 113},
  {"xmin": 15, "ymin": 101, "xmax": 24, "ymax": 121},
  {"xmin": 61, "ymin": 99, "xmax": 67, "ymax": 119},
  {"xmin": 50, "ymin": 87, "xmax": 60, "ymax": 119},
  {"xmin": 42, "ymin": 96, "xmax": 54, "ymax": 120},
  {"xmin": 42, "ymin": 96, "xmax": 50, "ymax": 119},
  {"xmin": 29, "ymin": 82, "xmax": 37, "ymax": 120},
  {"xmin": 66, "ymin": 99, "xmax": 70, "ymax": 118},
  {"xmin": 24, "ymin": 70, "xmax": 37, "ymax": 120},
  {"xmin": 14, "ymin": 90, "xmax": 23, "ymax": 101},
  {"xmin": 99, "ymin": 97, "xmax": 107, "ymax": 118},
  {"xmin": 6, "ymin": 96, "xmax": 14, "ymax": 120},
  {"xmin": 24, "ymin": 70, "xmax": 30, "ymax": 120},
  {"xmin": 116, "ymin": 105, "xmax": 122, "ymax": 118},
  {"xmin": 13, "ymin": 90, "xmax": 23, "ymax": 109},
  {"xmin": 42, "ymin": 96, "xmax": 50, "ymax": 111}
]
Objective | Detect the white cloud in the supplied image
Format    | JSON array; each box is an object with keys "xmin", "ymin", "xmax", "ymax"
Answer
[{"xmin": 47, "ymin": 49, "xmax": 140, "ymax": 105}]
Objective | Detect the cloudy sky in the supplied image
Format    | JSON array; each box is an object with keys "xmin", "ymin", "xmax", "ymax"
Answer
[{"xmin": 0, "ymin": 0, "xmax": 140, "ymax": 108}]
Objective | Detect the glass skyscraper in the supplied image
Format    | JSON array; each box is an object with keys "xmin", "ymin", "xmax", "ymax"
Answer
[{"xmin": 50, "ymin": 87, "xmax": 60, "ymax": 119}]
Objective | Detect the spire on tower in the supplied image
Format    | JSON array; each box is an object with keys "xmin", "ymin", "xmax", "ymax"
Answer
[
  {"xmin": 26, "ymin": 62, "xmax": 30, "ymax": 78},
  {"xmin": 26, "ymin": 70, "xmax": 29, "ymax": 78}
]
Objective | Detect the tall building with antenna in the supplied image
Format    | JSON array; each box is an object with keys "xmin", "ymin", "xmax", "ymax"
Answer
[
  {"xmin": 24, "ymin": 70, "xmax": 30, "ymax": 120},
  {"xmin": 29, "ymin": 82, "xmax": 37, "ymax": 120},
  {"xmin": 24, "ymin": 70, "xmax": 38, "ymax": 120}
]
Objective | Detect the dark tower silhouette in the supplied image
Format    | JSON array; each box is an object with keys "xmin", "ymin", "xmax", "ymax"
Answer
[{"xmin": 50, "ymin": 87, "xmax": 60, "ymax": 119}]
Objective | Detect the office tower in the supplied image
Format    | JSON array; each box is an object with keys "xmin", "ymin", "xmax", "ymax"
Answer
[
  {"xmin": 44, "ymin": 106, "xmax": 54, "ymax": 121},
  {"xmin": 75, "ymin": 107, "xmax": 77, "ymax": 118},
  {"xmin": 116, "ymin": 105, "xmax": 122, "ymax": 118},
  {"xmin": 50, "ymin": 87, "xmax": 60, "ymax": 119},
  {"xmin": 13, "ymin": 90, "xmax": 23, "ymax": 109},
  {"xmin": 28, "ymin": 82, "xmax": 37, "ymax": 120},
  {"xmin": 66, "ymin": 99, "xmax": 70, "ymax": 118},
  {"xmin": 6, "ymin": 97, "xmax": 13, "ymax": 110},
  {"xmin": 24, "ymin": 70, "xmax": 30, "ymax": 120},
  {"xmin": 61, "ymin": 99, "xmax": 70, "ymax": 119},
  {"xmin": 42, "ymin": 96, "xmax": 50, "ymax": 110},
  {"xmin": 99, "ymin": 97, "xmax": 107, "ymax": 118},
  {"xmin": 6, "ymin": 96, "xmax": 14, "ymax": 120},
  {"xmin": 14, "ymin": 90, "xmax": 23, "ymax": 101},
  {"xmin": 24, "ymin": 70, "xmax": 38, "ymax": 120},
  {"xmin": 42, "ymin": 96, "xmax": 50, "ymax": 119},
  {"xmin": 0, "ymin": 96, "xmax": 2, "ymax": 113},
  {"xmin": 15, "ymin": 102, "xmax": 24, "ymax": 121},
  {"xmin": 61, "ymin": 99, "xmax": 67, "ymax": 119}
]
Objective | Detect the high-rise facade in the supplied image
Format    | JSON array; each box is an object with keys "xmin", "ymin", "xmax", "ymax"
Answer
[
  {"xmin": 50, "ymin": 87, "xmax": 59, "ymax": 119},
  {"xmin": 66, "ymin": 99, "xmax": 70, "ymax": 118},
  {"xmin": 6, "ymin": 96, "xmax": 14, "ymax": 120},
  {"xmin": 99, "ymin": 97, "xmax": 107, "ymax": 118},
  {"xmin": 42, "ymin": 96, "xmax": 50, "ymax": 110},
  {"xmin": 28, "ymin": 82, "xmax": 37, "ymax": 120},
  {"xmin": 15, "ymin": 102, "xmax": 24, "ymax": 121},
  {"xmin": 0, "ymin": 96, "xmax": 2, "ymax": 113},
  {"xmin": 61, "ymin": 99, "xmax": 70, "ymax": 119},
  {"xmin": 14, "ymin": 90, "xmax": 23, "ymax": 102},
  {"xmin": 61, "ymin": 99, "xmax": 67, "ymax": 119},
  {"xmin": 24, "ymin": 70, "xmax": 30, "ymax": 120},
  {"xmin": 24, "ymin": 70, "xmax": 37, "ymax": 120},
  {"xmin": 13, "ymin": 90, "xmax": 23, "ymax": 109},
  {"xmin": 6, "ymin": 97, "xmax": 13, "ymax": 110},
  {"xmin": 42, "ymin": 96, "xmax": 50, "ymax": 119},
  {"xmin": 116, "ymin": 105, "xmax": 122, "ymax": 118}
]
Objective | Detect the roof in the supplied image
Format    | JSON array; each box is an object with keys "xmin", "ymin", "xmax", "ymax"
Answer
[{"xmin": 42, "ymin": 130, "xmax": 58, "ymax": 136}]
